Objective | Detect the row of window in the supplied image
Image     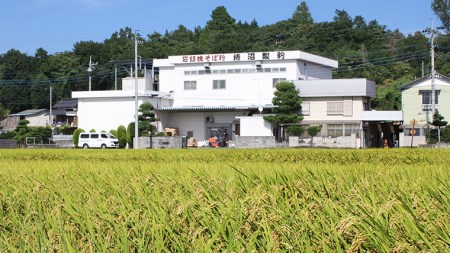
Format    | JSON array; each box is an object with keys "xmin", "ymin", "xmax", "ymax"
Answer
[
  {"xmin": 184, "ymin": 67, "xmax": 287, "ymax": 75},
  {"xmin": 297, "ymin": 124, "xmax": 360, "ymax": 138},
  {"xmin": 184, "ymin": 78, "xmax": 287, "ymax": 90},
  {"xmin": 300, "ymin": 101, "xmax": 353, "ymax": 116},
  {"xmin": 327, "ymin": 124, "xmax": 360, "ymax": 138}
]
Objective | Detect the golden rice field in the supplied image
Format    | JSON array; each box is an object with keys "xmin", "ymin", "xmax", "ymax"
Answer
[{"xmin": 0, "ymin": 148, "xmax": 449, "ymax": 252}]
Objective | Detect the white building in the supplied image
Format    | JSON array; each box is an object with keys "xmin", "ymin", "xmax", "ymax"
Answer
[
  {"xmin": 73, "ymin": 50, "xmax": 402, "ymax": 148},
  {"xmin": 12, "ymin": 109, "xmax": 50, "ymax": 127}
]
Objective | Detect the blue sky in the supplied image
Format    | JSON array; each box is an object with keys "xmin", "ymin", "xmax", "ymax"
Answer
[{"xmin": 0, "ymin": 0, "xmax": 442, "ymax": 55}]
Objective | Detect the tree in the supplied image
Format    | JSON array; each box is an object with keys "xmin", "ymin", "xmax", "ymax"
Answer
[
  {"xmin": 0, "ymin": 104, "xmax": 9, "ymax": 121},
  {"xmin": 109, "ymin": 129, "xmax": 117, "ymax": 137},
  {"xmin": 72, "ymin": 128, "xmax": 85, "ymax": 148},
  {"xmin": 198, "ymin": 6, "xmax": 242, "ymax": 53},
  {"xmin": 307, "ymin": 126, "xmax": 322, "ymax": 147},
  {"xmin": 126, "ymin": 122, "xmax": 134, "ymax": 148},
  {"xmin": 432, "ymin": 0, "xmax": 450, "ymax": 32},
  {"xmin": 264, "ymin": 81, "xmax": 303, "ymax": 140},
  {"xmin": 116, "ymin": 125, "xmax": 127, "ymax": 148},
  {"xmin": 0, "ymin": 49, "xmax": 35, "ymax": 113},
  {"xmin": 287, "ymin": 125, "xmax": 304, "ymax": 136},
  {"xmin": 13, "ymin": 119, "xmax": 30, "ymax": 144},
  {"xmin": 427, "ymin": 111, "xmax": 448, "ymax": 144},
  {"xmin": 138, "ymin": 102, "xmax": 157, "ymax": 136}
]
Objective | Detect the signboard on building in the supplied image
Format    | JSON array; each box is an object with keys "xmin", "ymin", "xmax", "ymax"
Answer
[{"xmin": 169, "ymin": 51, "xmax": 288, "ymax": 64}]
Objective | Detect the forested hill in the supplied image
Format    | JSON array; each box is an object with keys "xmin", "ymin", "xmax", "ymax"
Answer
[{"xmin": 0, "ymin": 1, "xmax": 449, "ymax": 114}]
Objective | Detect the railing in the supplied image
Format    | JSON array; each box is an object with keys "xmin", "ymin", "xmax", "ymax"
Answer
[{"xmin": 422, "ymin": 104, "xmax": 439, "ymax": 111}]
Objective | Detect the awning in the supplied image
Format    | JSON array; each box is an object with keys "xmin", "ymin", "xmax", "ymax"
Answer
[
  {"xmin": 361, "ymin": 111, "xmax": 403, "ymax": 121},
  {"xmin": 158, "ymin": 105, "xmax": 276, "ymax": 112}
]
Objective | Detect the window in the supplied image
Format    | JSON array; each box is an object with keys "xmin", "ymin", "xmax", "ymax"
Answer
[
  {"xmin": 273, "ymin": 78, "xmax": 287, "ymax": 87},
  {"xmin": 327, "ymin": 124, "xmax": 343, "ymax": 138},
  {"xmin": 345, "ymin": 124, "xmax": 360, "ymax": 137},
  {"xmin": 184, "ymin": 71, "xmax": 190, "ymax": 75},
  {"xmin": 327, "ymin": 102, "xmax": 343, "ymax": 115},
  {"xmin": 184, "ymin": 81, "xmax": 197, "ymax": 90},
  {"xmin": 213, "ymin": 70, "xmax": 220, "ymax": 74},
  {"xmin": 213, "ymin": 80, "xmax": 226, "ymax": 89},
  {"xmin": 301, "ymin": 102, "xmax": 310, "ymax": 116},
  {"xmin": 280, "ymin": 67, "xmax": 287, "ymax": 72},
  {"xmin": 420, "ymin": 90, "xmax": 439, "ymax": 111},
  {"xmin": 101, "ymin": 133, "xmax": 108, "ymax": 138},
  {"xmin": 80, "ymin": 134, "xmax": 89, "ymax": 139},
  {"xmin": 198, "ymin": 70, "xmax": 205, "ymax": 75},
  {"xmin": 91, "ymin": 134, "xmax": 99, "ymax": 138},
  {"xmin": 327, "ymin": 124, "xmax": 360, "ymax": 138},
  {"xmin": 421, "ymin": 90, "xmax": 439, "ymax": 104}
]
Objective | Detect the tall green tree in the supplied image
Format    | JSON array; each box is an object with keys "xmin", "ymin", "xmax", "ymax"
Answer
[
  {"xmin": 138, "ymin": 102, "xmax": 158, "ymax": 136},
  {"xmin": 428, "ymin": 111, "xmax": 448, "ymax": 144},
  {"xmin": 0, "ymin": 49, "xmax": 35, "ymax": 113},
  {"xmin": 264, "ymin": 82, "xmax": 303, "ymax": 140},
  {"xmin": 432, "ymin": 0, "xmax": 450, "ymax": 32},
  {"xmin": 198, "ymin": 6, "xmax": 242, "ymax": 53}
]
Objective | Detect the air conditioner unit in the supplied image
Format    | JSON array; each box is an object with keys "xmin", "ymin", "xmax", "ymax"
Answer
[{"xmin": 205, "ymin": 116, "xmax": 214, "ymax": 123}]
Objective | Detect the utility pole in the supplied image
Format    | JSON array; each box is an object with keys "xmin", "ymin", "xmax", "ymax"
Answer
[
  {"xmin": 49, "ymin": 86, "xmax": 53, "ymax": 126},
  {"xmin": 430, "ymin": 19, "xmax": 436, "ymax": 116},
  {"xmin": 87, "ymin": 56, "xmax": 97, "ymax": 91},
  {"xmin": 134, "ymin": 30, "xmax": 139, "ymax": 149}
]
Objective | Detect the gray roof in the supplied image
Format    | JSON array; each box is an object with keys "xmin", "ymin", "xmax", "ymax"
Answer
[
  {"xmin": 52, "ymin": 98, "xmax": 78, "ymax": 109},
  {"xmin": 13, "ymin": 109, "xmax": 49, "ymax": 116}
]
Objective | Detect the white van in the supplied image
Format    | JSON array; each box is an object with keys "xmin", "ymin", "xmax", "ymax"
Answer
[{"xmin": 78, "ymin": 132, "xmax": 119, "ymax": 149}]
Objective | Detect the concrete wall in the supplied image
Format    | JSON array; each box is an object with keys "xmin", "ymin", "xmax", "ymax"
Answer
[
  {"xmin": 138, "ymin": 136, "xmax": 182, "ymax": 149},
  {"xmin": 234, "ymin": 136, "xmax": 287, "ymax": 148},
  {"xmin": 289, "ymin": 134, "xmax": 361, "ymax": 149},
  {"xmin": 52, "ymin": 135, "xmax": 75, "ymax": 148},
  {"xmin": 399, "ymin": 133, "xmax": 427, "ymax": 147}
]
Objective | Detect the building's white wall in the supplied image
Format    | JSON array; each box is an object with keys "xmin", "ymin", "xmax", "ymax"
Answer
[
  {"xmin": 165, "ymin": 112, "xmax": 205, "ymax": 139},
  {"xmin": 122, "ymin": 77, "xmax": 153, "ymax": 91},
  {"xmin": 26, "ymin": 113, "xmax": 49, "ymax": 127},
  {"xmin": 164, "ymin": 111, "xmax": 243, "ymax": 140},
  {"xmin": 155, "ymin": 54, "xmax": 334, "ymax": 108},
  {"xmin": 402, "ymin": 79, "xmax": 450, "ymax": 128},
  {"xmin": 238, "ymin": 116, "xmax": 272, "ymax": 136},
  {"xmin": 302, "ymin": 97, "xmax": 364, "ymax": 122},
  {"xmin": 77, "ymin": 97, "xmax": 160, "ymax": 132}
]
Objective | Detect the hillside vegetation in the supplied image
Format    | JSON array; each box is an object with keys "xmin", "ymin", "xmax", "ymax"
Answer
[{"xmin": 1, "ymin": 1, "xmax": 449, "ymax": 113}]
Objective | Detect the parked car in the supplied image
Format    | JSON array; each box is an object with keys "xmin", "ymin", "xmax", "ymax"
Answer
[{"xmin": 78, "ymin": 132, "xmax": 119, "ymax": 149}]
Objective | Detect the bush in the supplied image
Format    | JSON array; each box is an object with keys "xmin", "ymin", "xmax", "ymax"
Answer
[
  {"xmin": 117, "ymin": 125, "xmax": 127, "ymax": 148},
  {"xmin": 287, "ymin": 126, "xmax": 304, "ymax": 136},
  {"xmin": 126, "ymin": 122, "xmax": 134, "ymax": 148},
  {"xmin": 89, "ymin": 129, "xmax": 96, "ymax": 133},
  {"xmin": 72, "ymin": 128, "xmax": 85, "ymax": 148},
  {"xmin": 109, "ymin": 129, "xmax": 117, "ymax": 137},
  {"xmin": 0, "ymin": 131, "xmax": 16, "ymax": 139}
]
